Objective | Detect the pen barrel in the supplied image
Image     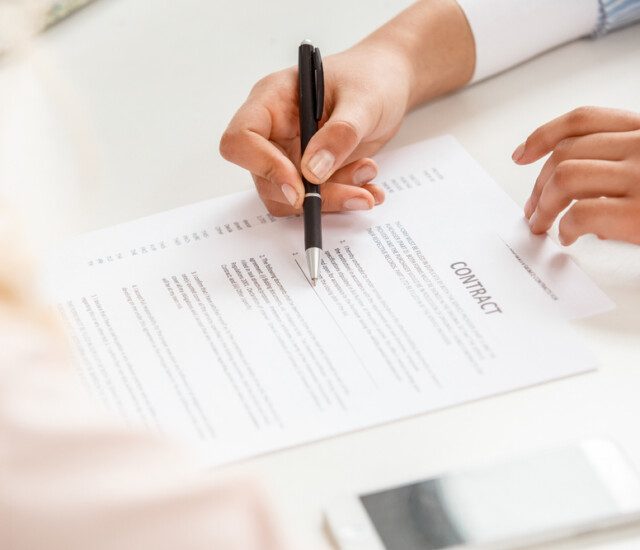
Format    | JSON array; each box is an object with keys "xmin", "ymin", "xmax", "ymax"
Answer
[
  {"xmin": 299, "ymin": 42, "xmax": 322, "ymax": 253},
  {"xmin": 303, "ymin": 195, "xmax": 322, "ymax": 250},
  {"xmin": 298, "ymin": 43, "xmax": 318, "ymax": 153}
]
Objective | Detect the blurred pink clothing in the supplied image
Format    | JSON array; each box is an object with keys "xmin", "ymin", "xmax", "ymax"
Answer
[{"xmin": 0, "ymin": 202, "xmax": 284, "ymax": 549}]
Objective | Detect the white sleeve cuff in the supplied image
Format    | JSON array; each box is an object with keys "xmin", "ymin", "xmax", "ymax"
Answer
[{"xmin": 456, "ymin": 0, "xmax": 600, "ymax": 83}]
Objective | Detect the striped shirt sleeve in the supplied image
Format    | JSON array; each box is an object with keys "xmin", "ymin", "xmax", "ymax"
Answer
[{"xmin": 597, "ymin": 0, "xmax": 640, "ymax": 34}]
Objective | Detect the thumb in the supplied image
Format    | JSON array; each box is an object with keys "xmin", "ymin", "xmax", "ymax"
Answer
[{"xmin": 301, "ymin": 96, "xmax": 373, "ymax": 184}]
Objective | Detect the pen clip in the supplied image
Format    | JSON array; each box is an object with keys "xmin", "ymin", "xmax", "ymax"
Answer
[{"xmin": 312, "ymin": 47, "xmax": 324, "ymax": 121}]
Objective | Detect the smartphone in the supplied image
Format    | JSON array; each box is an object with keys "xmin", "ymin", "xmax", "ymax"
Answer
[{"xmin": 325, "ymin": 440, "xmax": 640, "ymax": 550}]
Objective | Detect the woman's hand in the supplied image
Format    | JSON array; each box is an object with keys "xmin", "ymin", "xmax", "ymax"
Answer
[
  {"xmin": 513, "ymin": 107, "xmax": 640, "ymax": 246},
  {"xmin": 219, "ymin": 0, "xmax": 475, "ymax": 216},
  {"xmin": 219, "ymin": 44, "xmax": 412, "ymax": 216}
]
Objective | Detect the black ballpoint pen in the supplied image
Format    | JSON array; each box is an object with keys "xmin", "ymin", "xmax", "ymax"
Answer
[{"xmin": 298, "ymin": 40, "xmax": 324, "ymax": 286}]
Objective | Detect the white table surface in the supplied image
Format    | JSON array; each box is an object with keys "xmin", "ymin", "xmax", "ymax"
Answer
[{"xmin": 3, "ymin": 1, "xmax": 640, "ymax": 548}]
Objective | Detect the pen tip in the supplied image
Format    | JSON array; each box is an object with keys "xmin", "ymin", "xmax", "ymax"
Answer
[{"xmin": 306, "ymin": 247, "xmax": 322, "ymax": 289}]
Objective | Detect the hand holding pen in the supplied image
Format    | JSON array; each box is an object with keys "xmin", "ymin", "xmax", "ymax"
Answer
[{"xmin": 219, "ymin": 45, "xmax": 394, "ymax": 216}]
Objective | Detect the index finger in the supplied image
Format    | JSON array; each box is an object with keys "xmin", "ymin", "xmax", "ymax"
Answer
[
  {"xmin": 219, "ymin": 100, "xmax": 304, "ymax": 207},
  {"xmin": 513, "ymin": 107, "xmax": 640, "ymax": 165}
]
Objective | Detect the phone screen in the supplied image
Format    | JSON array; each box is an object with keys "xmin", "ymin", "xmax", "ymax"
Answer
[{"xmin": 360, "ymin": 446, "xmax": 624, "ymax": 550}]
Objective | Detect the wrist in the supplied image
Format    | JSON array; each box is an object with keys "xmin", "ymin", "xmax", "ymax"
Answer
[
  {"xmin": 349, "ymin": 37, "xmax": 416, "ymax": 115},
  {"xmin": 360, "ymin": 0, "xmax": 475, "ymax": 110}
]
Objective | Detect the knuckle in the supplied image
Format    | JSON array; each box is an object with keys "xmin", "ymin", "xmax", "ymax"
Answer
[
  {"xmin": 527, "ymin": 128, "xmax": 553, "ymax": 153},
  {"xmin": 264, "ymin": 201, "xmax": 290, "ymax": 218},
  {"xmin": 623, "ymin": 200, "xmax": 640, "ymax": 220},
  {"xmin": 567, "ymin": 202, "xmax": 590, "ymax": 225},
  {"xmin": 327, "ymin": 119, "xmax": 360, "ymax": 147},
  {"xmin": 552, "ymin": 161, "xmax": 575, "ymax": 188},
  {"xmin": 251, "ymin": 74, "xmax": 276, "ymax": 94},
  {"xmin": 558, "ymin": 216, "xmax": 573, "ymax": 242},
  {"xmin": 630, "ymin": 205, "xmax": 640, "ymax": 242},
  {"xmin": 264, "ymin": 204, "xmax": 279, "ymax": 217},
  {"xmin": 219, "ymin": 129, "xmax": 240, "ymax": 161},
  {"xmin": 567, "ymin": 106, "xmax": 595, "ymax": 126},
  {"xmin": 525, "ymin": 130, "xmax": 543, "ymax": 150},
  {"xmin": 253, "ymin": 176, "xmax": 269, "ymax": 196},
  {"xmin": 535, "ymin": 199, "xmax": 554, "ymax": 218},
  {"xmin": 630, "ymin": 130, "xmax": 640, "ymax": 149},
  {"xmin": 262, "ymin": 162, "xmax": 280, "ymax": 185},
  {"xmin": 554, "ymin": 137, "xmax": 575, "ymax": 155},
  {"xmin": 250, "ymin": 69, "xmax": 294, "ymax": 97}
]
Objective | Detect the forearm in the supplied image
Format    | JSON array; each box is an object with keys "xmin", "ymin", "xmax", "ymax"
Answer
[
  {"xmin": 352, "ymin": 0, "xmax": 639, "ymax": 110},
  {"xmin": 355, "ymin": 0, "xmax": 476, "ymax": 110}
]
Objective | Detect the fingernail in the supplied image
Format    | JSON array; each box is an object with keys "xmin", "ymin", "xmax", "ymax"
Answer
[
  {"xmin": 343, "ymin": 198, "xmax": 371, "ymax": 211},
  {"xmin": 559, "ymin": 233, "xmax": 568, "ymax": 246},
  {"xmin": 281, "ymin": 184, "xmax": 298, "ymax": 206},
  {"xmin": 353, "ymin": 165, "xmax": 377, "ymax": 186},
  {"xmin": 528, "ymin": 210, "xmax": 538, "ymax": 230},
  {"xmin": 512, "ymin": 142, "xmax": 526, "ymax": 162},
  {"xmin": 524, "ymin": 197, "xmax": 533, "ymax": 219},
  {"xmin": 307, "ymin": 149, "xmax": 335, "ymax": 182}
]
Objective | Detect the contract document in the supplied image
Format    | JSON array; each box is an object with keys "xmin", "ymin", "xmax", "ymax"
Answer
[{"xmin": 46, "ymin": 136, "xmax": 613, "ymax": 466}]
